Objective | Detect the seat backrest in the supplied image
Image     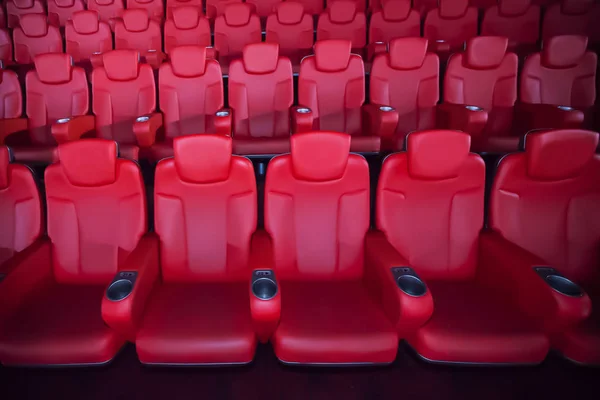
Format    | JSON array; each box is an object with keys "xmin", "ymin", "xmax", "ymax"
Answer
[
  {"xmin": 166, "ymin": 0, "xmax": 203, "ymax": 19},
  {"xmin": 292, "ymin": 0, "xmax": 323, "ymax": 15},
  {"xmin": 66, "ymin": 10, "xmax": 113, "ymax": 62},
  {"xmin": 92, "ymin": 50, "xmax": 156, "ymax": 143},
  {"xmin": 228, "ymin": 43, "xmax": 293, "ymax": 139},
  {"xmin": 206, "ymin": 0, "xmax": 242, "ymax": 19},
  {"xmin": 214, "ymin": 3, "xmax": 261, "ymax": 58},
  {"xmin": 0, "ymin": 29, "xmax": 13, "ymax": 63},
  {"xmin": 13, "ymin": 13, "xmax": 63, "ymax": 64},
  {"xmin": 542, "ymin": 0, "xmax": 595, "ymax": 39},
  {"xmin": 159, "ymin": 46, "xmax": 224, "ymax": 138},
  {"xmin": 481, "ymin": 0, "xmax": 540, "ymax": 46},
  {"xmin": 520, "ymin": 35, "xmax": 597, "ymax": 108},
  {"xmin": 127, "ymin": 0, "xmax": 164, "ymax": 22},
  {"xmin": 0, "ymin": 146, "xmax": 42, "ymax": 265},
  {"xmin": 246, "ymin": 0, "xmax": 282, "ymax": 17},
  {"xmin": 265, "ymin": 2, "xmax": 314, "ymax": 56},
  {"xmin": 423, "ymin": 0, "xmax": 478, "ymax": 47},
  {"xmin": 0, "ymin": 6, "xmax": 5, "ymax": 29},
  {"xmin": 265, "ymin": 132, "xmax": 370, "ymax": 281},
  {"xmin": 48, "ymin": 0, "xmax": 86, "ymax": 27},
  {"xmin": 298, "ymin": 40, "xmax": 365, "ymax": 135},
  {"xmin": 155, "ymin": 135, "xmax": 256, "ymax": 283},
  {"xmin": 377, "ymin": 130, "xmax": 485, "ymax": 281},
  {"xmin": 412, "ymin": 0, "xmax": 437, "ymax": 17},
  {"xmin": 0, "ymin": 67, "xmax": 22, "ymax": 119},
  {"xmin": 26, "ymin": 53, "xmax": 88, "ymax": 130},
  {"xmin": 317, "ymin": 1, "xmax": 367, "ymax": 49},
  {"xmin": 164, "ymin": 6, "xmax": 211, "ymax": 54},
  {"xmin": 115, "ymin": 9, "xmax": 162, "ymax": 53},
  {"xmin": 368, "ymin": 0, "xmax": 421, "ymax": 45},
  {"xmin": 491, "ymin": 129, "xmax": 600, "ymax": 283},
  {"xmin": 87, "ymin": 0, "xmax": 125, "ymax": 28},
  {"xmin": 6, "ymin": 0, "xmax": 45, "ymax": 29},
  {"xmin": 370, "ymin": 38, "xmax": 439, "ymax": 141},
  {"xmin": 45, "ymin": 139, "xmax": 146, "ymax": 284},
  {"xmin": 445, "ymin": 37, "xmax": 518, "ymax": 137}
]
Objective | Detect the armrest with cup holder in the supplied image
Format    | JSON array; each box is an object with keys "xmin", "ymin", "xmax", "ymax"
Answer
[
  {"xmin": 391, "ymin": 267, "xmax": 427, "ymax": 297},
  {"xmin": 534, "ymin": 267, "xmax": 584, "ymax": 297},
  {"xmin": 106, "ymin": 271, "xmax": 138, "ymax": 302},
  {"xmin": 290, "ymin": 106, "xmax": 314, "ymax": 133}
]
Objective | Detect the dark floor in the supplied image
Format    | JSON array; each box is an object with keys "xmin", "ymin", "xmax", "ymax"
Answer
[{"xmin": 1, "ymin": 343, "xmax": 598, "ymax": 399}]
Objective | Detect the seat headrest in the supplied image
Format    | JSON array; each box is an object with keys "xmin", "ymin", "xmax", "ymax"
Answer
[
  {"xmin": 122, "ymin": 9, "xmax": 149, "ymax": 32},
  {"xmin": 20, "ymin": 14, "xmax": 48, "ymax": 37},
  {"xmin": 170, "ymin": 45, "xmax": 207, "ymax": 77},
  {"xmin": 134, "ymin": 0, "xmax": 153, "ymax": 3},
  {"xmin": 382, "ymin": 0, "xmax": 412, "ymax": 21},
  {"xmin": 389, "ymin": 37, "xmax": 428, "ymax": 70},
  {"xmin": 498, "ymin": 0, "xmax": 531, "ymax": 16},
  {"xmin": 58, "ymin": 139, "xmax": 118, "ymax": 187},
  {"xmin": 173, "ymin": 135, "xmax": 233, "ymax": 184},
  {"xmin": 329, "ymin": 1, "xmax": 357, "ymax": 24},
  {"xmin": 95, "ymin": 0, "xmax": 115, "ymax": 5},
  {"xmin": 172, "ymin": 6, "xmax": 200, "ymax": 29},
  {"xmin": 243, "ymin": 43, "xmax": 280, "ymax": 74},
  {"xmin": 291, "ymin": 132, "xmax": 351, "ymax": 182},
  {"xmin": 465, "ymin": 36, "xmax": 508, "ymax": 69},
  {"xmin": 276, "ymin": 2, "xmax": 305, "ymax": 25},
  {"xmin": 15, "ymin": 0, "xmax": 34, "ymax": 8},
  {"xmin": 72, "ymin": 10, "xmax": 101, "ymax": 34},
  {"xmin": 439, "ymin": 0, "xmax": 469, "ymax": 19},
  {"xmin": 561, "ymin": 0, "xmax": 594, "ymax": 15},
  {"xmin": 102, "ymin": 50, "xmax": 140, "ymax": 81},
  {"xmin": 525, "ymin": 129, "xmax": 599, "ymax": 181},
  {"xmin": 407, "ymin": 130, "xmax": 471, "ymax": 180},
  {"xmin": 314, "ymin": 40, "xmax": 352, "ymax": 72},
  {"xmin": 224, "ymin": 3, "xmax": 252, "ymax": 27},
  {"xmin": 0, "ymin": 146, "xmax": 10, "ymax": 190},
  {"xmin": 34, "ymin": 53, "xmax": 73, "ymax": 84},
  {"xmin": 542, "ymin": 35, "xmax": 588, "ymax": 68},
  {"xmin": 55, "ymin": 0, "xmax": 76, "ymax": 7}
]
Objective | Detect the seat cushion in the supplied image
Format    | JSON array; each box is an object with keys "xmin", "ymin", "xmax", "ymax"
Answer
[
  {"xmin": 136, "ymin": 282, "xmax": 256, "ymax": 364},
  {"xmin": 232, "ymin": 137, "xmax": 291, "ymax": 155},
  {"xmin": 409, "ymin": 280, "xmax": 549, "ymax": 364},
  {"xmin": 273, "ymin": 281, "xmax": 398, "ymax": 364},
  {"xmin": 557, "ymin": 290, "xmax": 600, "ymax": 365},
  {"xmin": 0, "ymin": 284, "xmax": 124, "ymax": 365}
]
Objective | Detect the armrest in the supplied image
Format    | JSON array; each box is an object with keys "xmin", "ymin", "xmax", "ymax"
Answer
[
  {"xmin": 363, "ymin": 231, "xmax": 433, "ymax": 338},
  {"xmin": 0, "ymin": 118, "xmax": 28, "ymax": 144},
  {"xmin": 206, "ymin": 47, "xmax": 218, "ymax": 60},
  {"xmin": 366, "ymin": 42, "xmax": 387, "ymax": 61},
  {"xmin": 133, "ymin": 113, "xmax": 163, "ymax": 148},
  {"xmin": 51, "ymin": 115, "xmax": 95, "ymax": 144},
  {"xmin": 437, "ymin": 103, "xmax": 489, "ymax": 137},
  {"xmin": 428, "ymin": 40, "xmax": 451, "ymax": 54},
  {"xmin": 90, "ymin": 52, "xmax": 104, "ymax": 69},
  {"xmin": 362, "ymin": 104, "xmax": 399, "ymax": 151},
  {"xmin": 101, "ymin": 234, "xmax": 160, "ymax": 341},
  {"xmin": 477, "ymin": 231, "xmax": 591, "ymax": 334},
  {"xmin": 290, "ymin": 106, "xmax": 314, "ymax": 133},
  {"xmin": 213, "ymin": 108, "xmax": 232, "ymax": 136},
  {"xmin": 143, "ymin": 50, "xmax": 167, "ymax": 69},
  {"xmin": 517, "ymin": 103, "xmax": 585, "ymax": 131},
  {"xmin": 249, "ymin": 230, "xmax": 280, "ymax": 343}
]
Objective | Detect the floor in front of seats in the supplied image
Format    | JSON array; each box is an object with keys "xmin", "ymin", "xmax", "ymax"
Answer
[{"xmin": 1, "ymin": 343, "xmax": 598, "ymax": 399}]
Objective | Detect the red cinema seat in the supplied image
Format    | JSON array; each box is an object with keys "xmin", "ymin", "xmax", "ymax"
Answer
[
  {"xmin": 0, "ymin": 29, "xmax": 12, "ymax": 64},
  {"xmin": 150, "ymin": 46, "xmax": 226, "ymax": 161},
  {"xmin": 264, "ymin": 132, "xmax": 401, "ymax": 364},
  {"xmin": 376, "ymin": 130, "xmax": 550, "ymax": 364},
  {"xmin": 115, "ymin": 9, "xmax": 164, "ymax": 68},
  {"xmin": 296, "ymin": 40, "xmax": 399, "ymax": 153},
  {"xmin": 246, "ymin": 0, "xmax": 282, "ymax": 18},
  {"xmin": 166, "ymin": 0, "xmax": 203, "ymax": 19},
  {"xmin": 127, "ymin": 0, "xmax": 164, "ymax": 22},
  {"xmin": 0, "ymin": 146, "xmax": 42, "ymax": 269},
  {"xmin": 66, "ymin": 10, "xmax": 113, "ymax": 63},
  {"xmin": 481, "ymin": 0, "xmax": 541, "ymax": 57},
  {"xmin": 317, "ymin": 1, "xmax": 367, "ymax": 52},
  {"xmin": 206, "ymin": 0, "xmax": 242, "ymax": 20},
  {"xmin": 370, "ymin": 38, "xmax": 439, "ymax": 150},
  {"xmin": 228, "ymin": 43, "xmax": 293, "ymax": 155},
  {"xmin": 164, "ymin": 6, "xmax": 211, "ymax": 55},
  {"xmin": 0, "ymin": 139, "xmax": 147, "ymax": 366},
  {"xmin": 368, "ymin": 0, "xmax": 421, "ymax": 46},
  {"xmin": 1, "ymin": 6, "xmax": 5, "ymax": 29},
  {"xmin": 424, "ymin": 0, "xmax": 478, "ymax": 61},
  {"xmin": 48, "ymin": 0, "xmax": 86, "ymax": 27},
  {"xmin": 0, "ymin": 66, "xmax": 26, "ymax": 144},
  {"xmin": 441, "ymin": 36, "xmax": 519, "ymax": 153},
  {"xmin": 87, "ymin": 0, "xmax": 125, "ymax": 30},
  {"xmin": 103, "ymin": 134, "xmax": 259, "ymax": 364},
  {"xmin": 490, "ymin": 129, "xmax": 599, "ymax": 365},
  {"xmin": 13, "ymin": 14, "xmax": 63, "ymax": 65},
  {"xmin": 92, "ymin": 50, "xmax": 161, "ymax": 160},
  {"xmin": 214, "ymin": 3, "xmax": 261, "ymax": 65},
  {"xmin": 542, "ymin": 0, "xmax": 596, "ymax": 40},
  {"xmin": 519, "ymin": 35, "xmax": 597, "ymax": 132},
  {"xmin": 6, "ymin": 0, "xmax": 45, "ymax": 29},
  {"xmin": 293, "ymin": 0, "xmax": 323, "ymax": 15},
  {"xmin": 412, "ymin": 0, "xmax": 438, "ymax": 17},
  {"xmin": 265, "ymin": 2, "xmax": 314, "ymax": 65}
]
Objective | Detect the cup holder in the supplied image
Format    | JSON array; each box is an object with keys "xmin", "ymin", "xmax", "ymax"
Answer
[
  {"xmin": 396, "ymin": 275, "xmax": 427, "ymax": 297},
  {"xmin": 296, "ymin": 108, "xmax": 310, "ymax": 114},
  {"xmin": 465, "ymin": 105, "xmax": 483, "ymax": 111},
  {"xmin": 106, "ymin": 279, "xmax": 133, "ymax": 301},
  {"xmin": 215, "ymin": 110, "xmax": 230, "ymax": 117},
  {"xmin": 56, "ymin": 118, "xmax": 71, "ymax": 124},
  {"xmin": 252, "ymin": 278, "xmax": 277, "ymax": 300},
  {"xmin": 546, "ymin": 275, "xmax": 583, "ymax": 297},
  {"xmin": 557, "ymin": 105, "xmax": 574, "ymax": 111},
  {"xmin": 379, "ymin": 106, "xmax": 394, "ymax": 112},
  {"xmin": 136, "ymin": 115, "xmax": 150, "ymax": 123}
]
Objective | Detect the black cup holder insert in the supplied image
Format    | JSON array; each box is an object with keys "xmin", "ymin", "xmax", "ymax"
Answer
[
  {"xmin": 106, "ymin": 271, "xmax": 138, "ymax": 301},
  {"xmin": 534, "ymin": 267, "xmax": 583, "ymax": 297},
  {"xmin": 391, "ymin": 267, "xmax": 427, "ymax": 297},
  {"xmin": 252, "ymin": 270, "xmax": 278, "ymax": 300}
]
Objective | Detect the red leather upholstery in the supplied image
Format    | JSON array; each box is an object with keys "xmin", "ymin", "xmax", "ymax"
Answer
[
  {"xmin": 368, "ymin": 0, "xmax": 421, "ymax": 45},
  {"xmin": 6, "ymin": 0, "xmax": 45, "ymax": 29},
  {"xmin": 0, "ymin": 5, "xmax": 5, "ymax": 29},
  {"xmin": 166, "ymin": 0, "xmax": 203, "ymax": 19},
  {"xmin": 247, "ymin": 0, "xmax": 282, "ymax": 17},
  {"xmin": 164, "ymin": 6, "xmax": 211, "ymax": 54},
  {"xmin": 115, "ymin": 9, "xmax": 162, "ymax": 54},
  {"xmin": 481, "ymin": 0, "xmax": 541, "ymax": 54},
  {"xmin": 13, "ymin": 14, "xmax": 63, "ymax": 65},
  {"xmin": 229, "ymin": 43, "xmax": 293, "ymax": 155},
  {"xmin": 134, "ymin": 135, "xmax": 258, "ymax": 364},
  {"xmin": 423, "ymin": 0, "xmax": 478, "ymax": 59},
  {"xmin": 370, "ymin": 38, "xmax": 439, "ymax": 149},
  {"xmin": 0, "ymin": 68, "xmax": 21, "ymax": 121},
  {"xmin": 127, "ymin": 0, "xmax": 164, "ymax": 22},
  {"xmin": 214, "ymin": 3, "xmax": 261, "ymax": 62},
  {"xmin": 48, "ymin": 0, "xmax": 86, "ymax": 27},
  {"xmin": 542, "ymin": 0, "xmax": 597, "ymax": 39},
  {"xmin": 0, "ymin": 29, "xmax": 12, "ymax": 63},
  {"xmin": 0, "ymin": 146, "xmax": 42, "ymax": 266},
  {"xmin": 206, "ymin": 0, "xmax": 242, "ymax": 19},
  {"xmin": 491, "ymin": 129, "xmax": 600, "ymax": 364},
  {"xmin": 0, "ymin": 139, "xmax": 146, "ymax": 365},
  {"xmin": 66, "ymin": 10, "xmax": 113, "ymax": 62},
  {"xmin": 292, "ymin": 0, "xmax": 323, "ymax": 15},
  {"xmin": 317, "ymin": 1, "xmax": 367, "ymax": 50},
  {"xmin": 87, "ymin": 0, "xmax": 125, "ymax": 29},
  {"xmin": 265, "ymin": 2, "xmax": 314, "ymax": 63},
  {"xmin": 265, "ymin": 132, "xmax": 398, "ymax": 364}
]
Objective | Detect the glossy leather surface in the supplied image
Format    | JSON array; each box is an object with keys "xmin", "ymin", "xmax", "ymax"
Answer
[
  {"xmin": 265, "ymin": 2, "xmax": 314, "ymax": 62},
  {"xmin": 214, "ymin": 3, "xmax": 261, "ymax": 60},
  {"xmin": 6, "ymin": 0, "xmax": 45, "ymax": 29},
  {"xmin": 369, "ymin": 0, "xmax": 421, "ymax": 45},
  {"xmin": 127, "ymin": 0, "xmax": 164, "ymax": 22},
  {"xmin": 317, "ymin": 1, "xmax": 367, "ymax": 50},
  {"xmin": 13, "ymin": 13, "xmax": 63, "ymax": 64},
  {"xmin": 66, "ymin": 10, "xmax": 113, "ymax": 62},
  {"xmin": 482, "ymin": 0, "xmax": 541, "ymax": 48},
  {"xmin": 48, "ymin": 0, "xmax": 86, "ymax": 27},
  {"xmin": 87, "ymin": 0, "xmax": 125, "ymax": 28},
  {"xmin": 115, "ymin": 9, "xmax": 162, "ymax": 54},
  {"xmin": 0, "ymin": 68, "xmax": 21, "ymax": 120},
  {"xmin": 423, "ymin": 0, "xmax": 478, "ymax": 53},
  {"xmin": 164, "ymin": 6, "xmax": 211, "ymax": 54}
]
